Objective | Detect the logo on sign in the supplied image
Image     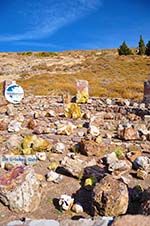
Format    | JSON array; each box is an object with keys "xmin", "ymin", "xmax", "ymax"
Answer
[{"xmin": 5, "ymin": 81, "xmax": 24, "ymax": 104}]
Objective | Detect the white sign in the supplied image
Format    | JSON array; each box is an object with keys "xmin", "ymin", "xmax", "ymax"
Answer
[
  {"xmin": 0, "ymin": 155, "xmax": 37, "ymax": 168},
  {"xmin": 5, "ymin": 81, "xmax": 24, "ymax": 104}
]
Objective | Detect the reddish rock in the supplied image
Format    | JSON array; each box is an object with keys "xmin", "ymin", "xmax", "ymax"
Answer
[
  {"xmin": 79, "ymin": 139, "xmax": 107, "ymax": 157},
  {"xmin": 127, "ymin": 113, "xmax": 140, "ymax": 121},
  {"xmin": 118, "ymin": 124, "xmax": 139, "ymax": 141},
  {"xmin": 104, "ymin": 112, "xmax": 114, "ymax": 120},
  {"xmin": 0, "ymin": 106, "xmax": 7, "ymax": 114},
  {"xmin": 90, "ymin": 113, "xmax": 105, "ymax": 127},
  {"xmin": 27, "ymin": 119, "xmax": 37, "ymax": 129},
  {"xmin": 6, "ymin": 104, "xmax": 16, "ymax": 116},
  {"xmin": 126, "ymin": 146, "xmax": 142, "ymax": 162},
  {"xmin": 0, "ymin": 97, "xmax": 8, "ymax": 107},
  {"xmin": 112, "ymin": 215, "xmax": 150, "ymax": 226},
  {"xmin": 62, "ymin": 92, "xmax": 71, "ymax": 104},
  {"xmin": 137, "ymin": 169, "xmax": 148, "ymax": 180},
  {"xmin": 0, "ymin": 119, "xmax": 8, "ymax": 131}
]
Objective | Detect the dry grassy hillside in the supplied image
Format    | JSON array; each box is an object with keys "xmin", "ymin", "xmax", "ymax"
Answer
[{"xmin": 0, "ymin": 49, "xmax": 150, "ymax": 100}]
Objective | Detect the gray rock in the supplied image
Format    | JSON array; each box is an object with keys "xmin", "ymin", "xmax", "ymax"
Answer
[
  {"xmin": 61, "ymin": 156, "xmax": 84, "ymax": 178},
  {"xmin": 60, "ymin": 216, "xmax": 113, "ymax": 226},
  {"xmin": 7, "ymin": 219, "xmax": 60, "ymax": 226},
  {"xmin": 106, "ymin": 152, "xmax": 118, "ymax": 165},
  {"xmin": 46, "ymin": 170, "xmax": 63, "ymax": 183},
  {"xmin": 134, "ymin": 156, "xmax": 150, "ymax": 171},
  {"xmin": 0, "ymin": 167, "xmax": 42, "ymax": 212},
  {"xmin": 8, "ymin": 120, "xmax": 22, "ymax": 132},
  {"xmin": 6, "ymin": 104, "xmax": 16, "ymax": 116},
  {"xmin": 6, "ymin": 134, "xmax": 22, "ymax": 150},
  {"xmin": 52, "ymin": 142, "xmax": 66, "ymax": 154},
  {"xmin": 144, "ymin": 115, "xmax": 150, "ymax": 123}
]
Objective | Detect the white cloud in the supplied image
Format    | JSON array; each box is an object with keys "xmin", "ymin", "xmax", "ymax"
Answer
[
  {"xmin": 0, "ymin": 0, "xmax": 102, "ymax": 42},
  {"xmin": 13, "ymin": 40, "xmax": 59, "ymax": 48}
]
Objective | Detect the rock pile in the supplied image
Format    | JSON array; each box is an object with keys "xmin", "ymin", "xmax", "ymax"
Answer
[{"xmin": 0, "ymin": 94, "xmax": 149, "ymax": 224}]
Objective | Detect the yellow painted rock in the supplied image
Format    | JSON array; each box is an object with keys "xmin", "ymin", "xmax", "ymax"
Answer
[
  {"xmin": 22, "ymin": 147, "xmax": 33, "ymax": 155},
  {"xmin": 48, "ymin": 161, "xmax": 59, "ymax": 171},
  {"xmin": 76, "ymin": 80, "xmax": 89, "ymax": 104},
  {"xmin": 65, "ymin": 103, "xmax": 82, "ymax": 119},
  {"xmin": 84, "ymin": 176, "xmax": 96, "ymax": 187},
  {"xmin": 76, "ymin": 90, "xmax": 89, "ymax": 104},
  {"xmin": 21, "ymin": 135, "xmax": 51, "ymax": 154},
  {"xmin": 21, "ymin": 135, "xmax": 36, "ymax": 149},
  {"xmin": 32, "ymin": 138, "xmax": 51, "ymax": 152}
]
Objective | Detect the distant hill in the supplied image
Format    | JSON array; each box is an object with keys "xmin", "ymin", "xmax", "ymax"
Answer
[{"xmin": 0, "ymin": 49, "xmax": 150, "ymax": 100}]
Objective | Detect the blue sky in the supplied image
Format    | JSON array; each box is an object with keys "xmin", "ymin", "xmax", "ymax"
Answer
[{"xmin": 0, "ymin": 0, "xmax": 149, "ymax": 52}]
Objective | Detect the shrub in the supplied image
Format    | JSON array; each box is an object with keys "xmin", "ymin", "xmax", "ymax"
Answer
[
  {"xmin": 138, "ymin": 35, "xmax": 146, "ymax": 55},
  {"xmin": 115, "ymin": 147, "xmax": 125, "ymax": 159},
  {"xmin": 35, "ymin": 52, "xmax": 58, "ymax": 57},
  {"xmin": 118, "ymin": 41, "xmax": 133, "ymax": 55},
  {"xmin": 17, "ymin": 52, "xmax": 32, "ymax": 56},
  {"xmin": 145, "ymin": 41, "xmax": 150, "ymax": 56}
]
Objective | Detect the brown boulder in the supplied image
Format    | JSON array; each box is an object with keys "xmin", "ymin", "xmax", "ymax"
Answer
[
  {"xmin": 79, "ymin": 139, "xmax": 107, "ymax": 157},
  {"xmin": 0, "ymin": 97, "xmax": 8, "ymax": 107},
  {"xmin": 0, "ymin": 119, "xmax": 8, "ymax": 131},
  {"xmin": 126, "ymin": 145, "xmax": 142, "ymax": 162},
  {"xmin": 27, "ymin": 119, "xmax": 37, "ymax": 129},
  {"xmin": 118, "ymin": 124, "xmax": 139, "ymax": 141},
  {"xmin": 94, "ymin": 175, "xmax": 129, "ymax": 216}
]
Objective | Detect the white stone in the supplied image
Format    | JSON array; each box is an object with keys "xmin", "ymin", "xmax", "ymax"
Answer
[
  {"xmin": 144, "ymin": 115, "xmax": 150, "ymax": 123},
  {"xmin": 6, "ymin": 134, "xmax": 22, "ymax": 149},
  {"xmin": 124, "ymin": 99, "xmax": 130, "ymax": 107},
  {"xmin": 57, "ymin": 122, "xmax": 76, "ymax": 136},
  {"xmin": 106, "ymin": 152, "xmax": 118, "ymax": 165},
  {"xmin": 46, "ymin": 110, "xmax": 56, "ymax": 117},
  {"xmin": 72, "ymin": 203, "xmax": 83, "ymax": 213},
  {"xmin": 106, "ymin": 98, "xmax": 112, "ymax": 105},
  {"xmin": 139, "ymin": 103, "xmax": 145, "ymax": 109},
  {"xmin": 134, "ymin": 156, "xmax": 150, "ymax": 171},
  {"xmin": 8, "ymin": 120, "xmax": 22, "ymax": 132},
  {"xmin": 52, "ymin": 143, "xmax": 65, "ymax": 154},
  {"xmin": 59, "ymin": 194, "xmax": 74, "ymax": 211},
  {"xmin": 46, "ymin": 171, "xmax": 63, "ymax": 183},
  {"xmin": 89, "ymin": 125, "xmax": 100, "ymax": 137},
  {"xmin": 133, "ymin": 102, "xmax": 139, "ymax": 108},
  {"xmin": 36, "ymin": 152, "xmax": 47, "ymax": 161}
]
